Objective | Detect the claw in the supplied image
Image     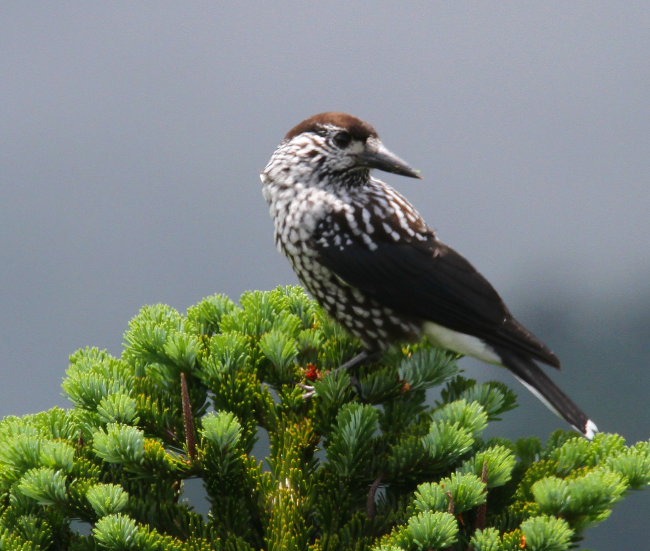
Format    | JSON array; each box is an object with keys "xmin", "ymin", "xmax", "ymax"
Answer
[{"xmin": 298, "ymin": 383, "xmax": 316, "ymax": 399}]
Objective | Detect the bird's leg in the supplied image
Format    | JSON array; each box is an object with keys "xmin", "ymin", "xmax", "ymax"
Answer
[
  {"xmin": 300, "ymin": 350, "xmax": 382, "ymax": 399},
  {"xmin": 331, "ymin": 350, "xmax": 381, "ymax": 373}
]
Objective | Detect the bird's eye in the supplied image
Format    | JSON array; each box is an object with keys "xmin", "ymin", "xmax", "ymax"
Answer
[{"xmin": 333, "ymin": 132, "xmax": 352, "ymax": 148}]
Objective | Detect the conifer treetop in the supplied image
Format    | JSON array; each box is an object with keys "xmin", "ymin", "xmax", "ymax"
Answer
[{"xmin": 0, "ymin": 286, "xmax": 648, "ymax": 551}]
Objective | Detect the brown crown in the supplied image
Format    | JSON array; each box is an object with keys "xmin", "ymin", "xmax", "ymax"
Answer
[{"xmin": 285, "ymin": 112, "xmax": 378, "ymax": 142}]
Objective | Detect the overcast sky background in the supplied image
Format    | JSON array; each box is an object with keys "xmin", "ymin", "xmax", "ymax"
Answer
[{"xmin": 1, "ymin": 3, "xmax": 649, "ymax": 548}]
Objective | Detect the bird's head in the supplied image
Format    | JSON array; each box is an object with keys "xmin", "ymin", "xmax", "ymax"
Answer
[{"xmin": 263, "ymin": 112, "xmax": 421, "ymax": 188}]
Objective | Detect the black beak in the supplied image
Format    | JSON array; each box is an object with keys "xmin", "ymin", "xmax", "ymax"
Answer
[{"xmin": 358, "ymin": 141, "xmax": 422, "ymax": 179}]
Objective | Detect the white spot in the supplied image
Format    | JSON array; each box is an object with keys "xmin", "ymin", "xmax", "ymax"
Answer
[
  {"xmin": 394, "ymin": 205, "xmax": 410, "ymax": 231},
  {"xmin": 351, "ymin": 289, "xmax": 365, "ymax": 303},
  {"xmin": 299, "ymin": 226, "xmax": 311, "ymax": 242},
  {"xmin": 345, "ymin": 211, "xmax": 357, "ymax": 229},
  {"xmin": 585, "ymin": 420, "xmax": 599, "ymax": 440}
]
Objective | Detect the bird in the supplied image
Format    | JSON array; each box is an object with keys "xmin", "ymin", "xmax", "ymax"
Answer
[{"xmin": 261, "ymin": 112, "xmax": 597, "ymax": 439}]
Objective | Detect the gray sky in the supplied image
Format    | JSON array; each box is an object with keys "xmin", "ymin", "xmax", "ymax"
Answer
[{"xmin": 1, "ymin": 3, "xmax": 649, "ymax": 546}]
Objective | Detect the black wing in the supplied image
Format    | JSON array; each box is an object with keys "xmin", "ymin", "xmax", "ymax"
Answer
[{"xmin": 313, "ymin": 212, "xmax": 559, "ymax": 367}]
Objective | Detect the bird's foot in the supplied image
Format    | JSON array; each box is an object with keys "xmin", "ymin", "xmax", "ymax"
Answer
[{"xmin": 299, "ymin": 351, "xmax": 381, "ymax": 400}]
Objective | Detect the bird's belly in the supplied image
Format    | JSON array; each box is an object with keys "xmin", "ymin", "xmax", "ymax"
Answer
[
  {"xmin": 285, "ymin": 251, "xmax": 421, "ymax": 350},
  {"xmin": 422, "ymin": 321, "xmax": 502, "ymax": 364}
]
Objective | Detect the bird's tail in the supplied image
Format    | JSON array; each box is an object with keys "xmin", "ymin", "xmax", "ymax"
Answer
[{"xmin": 496, "ymin": 348, "xmax": 598, "ymax": 439}]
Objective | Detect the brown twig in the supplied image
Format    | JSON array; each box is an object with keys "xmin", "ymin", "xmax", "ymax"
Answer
[
  {"xmin": 475, "ymin": 461, "xmax": 488, "ymax": 531},
  {"xmin": 446, "ymin": 490, "xmax": 454, "ymax": 514},
  {"xmin": 180, "ymin": 372, "xmax": 197, "ymax": 461},
  {"xmin": 366, "ymin": 473, "xmax": 384, "ymax": 519},
  {"xmin": 444, "ymin": 490, "xmax": 454, "ymax": 550},
  {"xmin": 467, "ymin": 461, "xmax": 489, "ymax": 551}
]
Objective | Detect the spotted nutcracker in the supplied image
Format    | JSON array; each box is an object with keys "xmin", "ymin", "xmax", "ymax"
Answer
[{"xmin": 261, "ymin": 112, "xmax": 596, "ymax": 439}]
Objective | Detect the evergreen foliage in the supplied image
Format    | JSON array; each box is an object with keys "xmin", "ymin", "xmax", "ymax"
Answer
[{"xmin": 0, "ymin": 285, "xmax": 648, "ymax": 551}]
